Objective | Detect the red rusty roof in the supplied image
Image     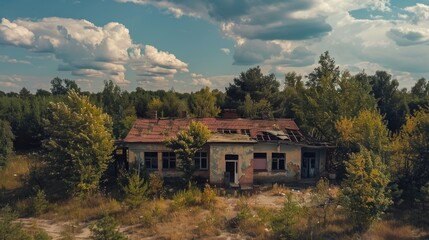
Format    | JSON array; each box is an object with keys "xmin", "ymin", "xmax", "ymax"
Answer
[{"xmin": 124, "ymin": 118, "xmax": 301, "ymax": 143}]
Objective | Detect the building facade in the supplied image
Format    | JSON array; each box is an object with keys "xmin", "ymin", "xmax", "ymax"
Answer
[{"xmin": 122, "ymin": 118, "xmax": 330, "ymax": 187}]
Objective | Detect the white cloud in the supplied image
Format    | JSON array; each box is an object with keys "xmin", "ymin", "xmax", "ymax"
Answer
[
  {"xmin": 0, "ymin": 81, "xmax": 19, "ymax": 88},
  {"xmin": 0, "ymin": 55, "xmax": 31, "ymax": 64},
  {"xmin": 405, "ymin": 3, "xmax": 429, "ymax": 22},
  {"xmin": 220, "ymin": 48, "xmax": 230, "ymax": 55},
  {"xmin": 0, "ymin": 17, "xmax": 188, "ymax": 86}
]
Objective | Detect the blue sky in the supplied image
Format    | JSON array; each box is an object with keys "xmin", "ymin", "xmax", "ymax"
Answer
[{"xmin": 0, "ymin": 0, "xmax": 429, "ymax": 92}]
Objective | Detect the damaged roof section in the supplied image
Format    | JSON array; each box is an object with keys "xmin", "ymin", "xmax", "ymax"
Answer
[{"xmin": 124, "ymin": 117, "xmax": 329, "ymax": 146}]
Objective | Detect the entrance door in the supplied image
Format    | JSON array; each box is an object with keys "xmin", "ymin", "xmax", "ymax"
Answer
[
  {"xmin": 302, "ymin": 152, "xmax": 316, "ymax": 178},
  {"xmin": 225, "ymin": 154, "xmax": 238, "ymax": 184}
]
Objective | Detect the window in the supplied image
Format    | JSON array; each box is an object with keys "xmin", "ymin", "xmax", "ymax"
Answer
[
  {"xmin": 217, "ymin": 128, "xmax": 238, "ymax": 134},
  {"xmin": 144, "ymin": 152, "xmax": 158, "ymax": 169},
  {"xmin": 241, "ymin": 129, "xmax": 251, "ymax": 136},
  {"xmin": 162, "ymin": 152, "xmax": 176, "ymax": 169},
  {"xmin": 272, "ymin": 153, "xmax": 286, "ymax": 170},
  {"xmin": 253, "ymin": 153, "xmax": 267, "ymax": 170},
  {"xmin": 194, "ymin": 152, "xmax": 208, "ymax": 170}
]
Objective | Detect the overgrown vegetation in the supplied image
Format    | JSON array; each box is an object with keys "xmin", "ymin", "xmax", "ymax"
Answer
[{"xmin": 0, "ymin": 51, "xmax": 429, "ymax": 238}]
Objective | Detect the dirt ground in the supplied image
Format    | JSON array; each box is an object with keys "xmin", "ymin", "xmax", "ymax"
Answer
[{"xmin": 19, "ymin": 188, "xmax": 306, "ymax": 240}]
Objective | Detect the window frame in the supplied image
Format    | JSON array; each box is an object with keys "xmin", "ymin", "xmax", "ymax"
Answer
[
  {"xmin": 144, "ymin": 152, "xmax": 158, "ymax": 170},
  {"xmin": 194, "ymin": 151, "xmax": 208, "ymax": 170},
  {"xmin": 162, "ymin": 152, "xmax": 176, "ymax": 170},
  {"xmin": 271, "ymin": 152, "xmax": 286, "ymax": 171}
]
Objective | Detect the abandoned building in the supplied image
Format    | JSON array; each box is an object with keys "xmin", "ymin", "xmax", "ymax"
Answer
[{"xmin": 121, "ymin": 116, "xmax": 332, "ymax": 188}]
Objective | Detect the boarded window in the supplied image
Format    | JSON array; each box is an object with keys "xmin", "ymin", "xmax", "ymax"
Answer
[
  {"xmin": 272, "ymin": 153, "xmax": 286, "ymax": 170},
  {"xmin": 162, "ymin": 152, "xmax": 176, "ymax": 169},
  {"xmin": 253, "ymin": 153, "xmax": 267, "ymax": 170},
  {"xmin": 194, "ymin": 152, "xmax": 208, "ymax": 170},
  {"xmin": 144, "ymin": 152, "xmax": 158, "ymax": 169}
]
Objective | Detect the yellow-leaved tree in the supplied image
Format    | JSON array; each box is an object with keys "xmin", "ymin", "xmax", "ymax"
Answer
[{"xmin": 43, "ymin": 90, "xmax": 114, "ymax": 197}]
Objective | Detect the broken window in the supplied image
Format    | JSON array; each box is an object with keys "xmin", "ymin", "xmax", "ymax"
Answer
[
  {"xmin": 253, "ymin": 152, "xmax": 267, "ymax": 171},
  {"xmin": 272, "ymin": 153, "xmax": 286, "ymax": 170},
  {"xmin": 144, "ymin": 152, "xmax": 158, "ymax": 169},
  {"xmin": 241, "ymin": 129, "xmax": 251, "ymax": 136},
  {"xmin": 217, "ymin": 128, "xmax": 238, "ymax": 134},
  {"xmin": 194, "ymin": 152, "xmax": 208, "ymax": 170},
  {"xmin": 162, "ymin": 152, "xmax": 176, "ymax": 169}
]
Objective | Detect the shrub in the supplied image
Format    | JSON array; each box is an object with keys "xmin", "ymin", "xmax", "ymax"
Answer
[
  {"xmin": 122, "ymin": 172, "xmax": 148, "ymax": 209},
  {"xmin": 171, "ymin": 183, "xmax": 201, "ymax": 209},
  {"xmin": 32, "ymin": 188, "xmax": 49, "ymax": 216},
  {"xmin": 33, "ymin": 230, "xmax": 52, "ymax": 240},
  {"xmin": 147, "ymin": 172, "xmax": 164, "ymax": 199},
  {"xmin": 90, "ymin": 215, "xmax": 127, "ymax": 240},
  {"xmin": 271, "ymin": 195, "xmax": 304, "ymax": 239},
  {"xmin": 0, "ymin": 206, "xmax": 32, "ymax": 240},
  {"xmin": 201, "ymin": 184, "xmax": 217, "ymax": 208}
]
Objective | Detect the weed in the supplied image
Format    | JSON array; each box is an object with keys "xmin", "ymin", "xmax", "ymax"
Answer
[{"xmin": 201, "ymin": 183, "xmax": 217, "ymax": 208}]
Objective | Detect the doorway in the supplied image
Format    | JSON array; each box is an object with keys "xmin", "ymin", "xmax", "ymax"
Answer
[
  {"xmin": 302, "ymin": 152, "xmax": 316, "ymax": 178},
  {"xmin": 225, "ymin": 154, "xmax": 238, "ymax": 184}
]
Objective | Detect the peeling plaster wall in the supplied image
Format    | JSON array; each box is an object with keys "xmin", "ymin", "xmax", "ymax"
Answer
[
  {"xmin": 253, "ymin": 143, "xmax": 302, "ymax": 183},
  {"xmin": 209, "ymin": 143, "xmax": 254, "ymax": 186}
]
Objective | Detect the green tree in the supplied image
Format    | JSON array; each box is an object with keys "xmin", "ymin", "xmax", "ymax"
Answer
[
  {"xmin": 240, "ymin": 94, "xmax": 273, "ymax": 119},
  {"xmin": 295, "ymin": 53, "xmax": 376, "ymax": 142},
  {"xmin": 340, "ymin": 148, "xmax": 392, "ymax": 230},
  {"xmin": 50, "ymin": 77, "xmax": 80, "ymax": 95},
  {"xmin": 0, "ymin": 206, "xmax": 32, "ymax": 240},
  {"xmin": 225, "ymin": 66, "xmax": 279, "ymax": 109},
  {"xmin": 122, "ymin": 172, "xmax": 149, "ymax": 209},
  {"xmin": 165, "ymin": 121, "xmax": 211, "ymax": 182},
  {"xmin": 162, "ymin": 90, "xmax": 188, "ymax": 117},
  {"xmin": 0, "ymin": 120, "xmax": 14, "ymax": 167},
  {"xmin": 190, "ymin": 87, "xmax": 221, "ymax": 117},
  {"xmin": 43, "ymin": 90, "xmax": 114, "ymax": 196},
  {"xmin": 271, "ymin": 195, "xmax": 304, "ymax": 239},
  {"xmin": 390, "ymin": 108, "xmax": 429, "ymax": 202},
  {"xmin": 90, "ymin": 215, "xmax": 127, "ymax": 240}
]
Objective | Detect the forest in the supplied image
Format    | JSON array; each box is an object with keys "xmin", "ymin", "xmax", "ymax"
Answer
[{"xmin": 1, "ymin": 51, "xmax": 429, "ymax": 239}]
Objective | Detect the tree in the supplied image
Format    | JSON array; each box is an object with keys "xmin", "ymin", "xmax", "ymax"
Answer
[
  {"xmin": 240, "ymin": 94, "xmax": 273, "ymax": 119},
  {"xmin": 50, "ymin": 77, "xmax": 80, "ymax": 95},
  {"xmin": 336, "ymin": 110, "xmax": 390, "ymax": 156},
  {"xmin": 390, "ymin": 108, "xmax": 429, "ymax": 202},
  {"xmin": 370, "ymin": 71, "xmax": 408, "ymax": 132},
  {"xmin": 0, "ymin": 206, "xmax": 32, "ymax": 240},
  {"xmin": 295, "ymin": 54, "xmax": 376, "ymax": 142},
  {"xmin": 0, "ymin": 120, "xmax": 14, "ymax": 167},
  {"xmin": 225, "ymin": 66, "xmax": 279, "ymax": 109},
  {"xmin": 43, "ymin": 90, "xmax": 114, "ymax": 196},
  {"xmin": 165, "ymin": 121, "xmax": 210, "ymax": 182},
  {"xmin": 340, "ymin": 148, "xmax": 392, "ymax": 230},
  {"xmin": 190, "ymin": 87, "xmax": 221, "ymax": 117},
  {"xmin": 162, "ymin": 90, "xmax": 188, "ymax": 118},
  {"xmin": 146, "ymin": 97, "xmax": 163, "ymax": 118}
]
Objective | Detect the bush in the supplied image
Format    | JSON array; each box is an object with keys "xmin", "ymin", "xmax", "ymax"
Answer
[
  {"xmin": 201, "ymin": 184, "xmax": 217, "ymax": 208},
  {"xmin": 90, "ymin": 215, "xmax": 127, "ymax": 240},
  {"xmin": 171, "ymin": 183, "xmax": 201, "ymax": 209},
  {"xmin": 122, "ymin": 172, "xmax": 148, "ymax": 209},
  {"xmin": 0, "ymin": 206, "xmax": 32, "ymax": 240},
  {"xmin": 147, "ymin": 172, "xmax": 164, "ymax": 199},
  {"xmin": 32, "ymin": 188, "xmax": 49, "ymax": 216},
  {"xmin": 33, "ymin": 230, "xmax": 52, "ymax": 240},
  {"xmin": 271, "ymin": 195, "xmax": 304, "ymax": 239}
]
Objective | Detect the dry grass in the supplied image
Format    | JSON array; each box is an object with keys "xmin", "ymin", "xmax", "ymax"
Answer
[
  {"xmin": 0, "ymin": 154, "xmax": 31, "ymax": 190},
  {"xmin": 44, "ymin": 194, "xmax": 122, "ymax": 222}
]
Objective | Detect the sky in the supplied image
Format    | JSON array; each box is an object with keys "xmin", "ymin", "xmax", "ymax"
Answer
[{"xmin": 0, "ymin": 0, "xmax": 429, "ymax": 93}]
